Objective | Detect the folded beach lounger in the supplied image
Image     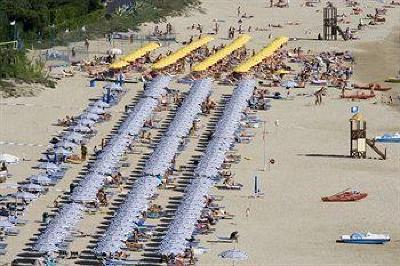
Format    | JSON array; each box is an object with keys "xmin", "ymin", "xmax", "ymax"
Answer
[
  {"xmin": 0, "ymin": 248, "xmax": 7, "ymax": 255},
  {"xmin": 209, "ymin": 195, "xmax": 224, "ymax": 201},
  {"xmin": 214, "ymin": 236, "xmax": 234, "ymax": 243},
  {"xmin": 13, "ymin": 218, "xmax": 28, "ymax": 226},
  {"xmin": 235, "ymin": 136, "xmax": 253, "ymax": 144},
  {"xmin": 215, "ymin": 185, "xmax": 242, "ymax": 190},
  {"xmin": 105, "ymin": 258, "xmax": 139, "ymax": 265},
  {"xmin": 68, "ymin": 251, "xmax": 79, "ymax": 259},
  {"xmin": 193, "ymin": 247, "xmax": 208, "ymax": 256},
  {"xmin": 5, "ymin": 227, "xmax": 19, "ymax": 236},
  {"xmin": 177, "ymin": 78, "xmax": 195, "ymax": 84},
  {"xmin": 57, "ymin": 249, "xmax": 68, "ymax": 258}
]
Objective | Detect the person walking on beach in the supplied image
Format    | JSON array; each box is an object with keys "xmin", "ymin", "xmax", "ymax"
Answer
[
  {"xmin": 81, "ymin": 144, "xmax": 87, "ymax": 161},
  {"xmin": 314, "ymin": 87, "xmax": 325, "ymax": 105},
  {"xmin": 237, "ymin": 6, "xmax": 241, "ymax": 17},
  {"xmin": 84, "ymin": 38, "xmax": 89, "ymax": 52},
  {"xmin": 214, "ymin": 22, "xmax": 219, "ymax": 34},
  {"xmin": 198, "ymin": 24, "xmax": 203, "ymax": 34},
  {"xmin": 270, "ymin": 0, "xmax": 274, "ymax": 7},
  {"xmin": 286, "ymin": 86, "xmax": 291, "ymax": 97},
  {"xmin": 341, "ymin": 82, "xmax": 346, "ymax": 98},
  {"xmin": 314, "ymin": 91, "xmax": 321, "ymax": 105}
]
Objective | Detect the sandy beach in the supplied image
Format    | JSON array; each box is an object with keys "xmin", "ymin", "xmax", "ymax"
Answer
[{"xmin": 1, "ymin": 0, "xmax": 400, "ymax": 265}]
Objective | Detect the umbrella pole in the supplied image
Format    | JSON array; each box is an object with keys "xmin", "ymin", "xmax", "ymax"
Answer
[{"xmin": 263, "ymin": 121, "xmax": 266, "ymax": 172}]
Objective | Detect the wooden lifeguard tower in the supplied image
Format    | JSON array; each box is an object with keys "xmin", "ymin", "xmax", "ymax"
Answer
[
  {"xmin": 323, "ymin": 4, "xmax": 348, "ymax": 41},
  {"xmin": 350, "ymin": 113, "xmax": 386, "ymax": 160},
  {"xmin": 350, "ymin": 113, "xmax": 366, "ymax": 158},
  {"xmin": 323, "ymin": 5, "xmax": 338, "ymax": 40}
]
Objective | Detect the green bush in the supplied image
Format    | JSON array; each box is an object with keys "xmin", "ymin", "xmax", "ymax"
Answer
[
  {"xmin": 0, "ymin": 0, "xmax": 200, "ymax": 47},
  {"xmin": 0, "ymin": 0, "xmax": 199, "ymax": 93},
  {"xmin": 0, "ymin": 48, "xmax": 53, "ymax": 86}
]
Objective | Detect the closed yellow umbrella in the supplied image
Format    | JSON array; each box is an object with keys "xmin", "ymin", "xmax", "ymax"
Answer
[
  {"xmin": 192, "ymin": 34, "xmax": 251, "ymax": 72},
  {"xmin": 152, "ymin": 36, "xmax": 214, "ymax": 70},
  {"xmin": 233, "ymin": 36, "xmax": 289, "ymax": 73},
  {"xmin": 122, "ymin": 42, "xmax": 160, "ymax": 63},
  {"xmin": 275, "ymin": 69, "xmax": 290, "ymax": 75},
  {"xmin": 109, "ymin": 60, "xmax": 129, "ymax": 69}
]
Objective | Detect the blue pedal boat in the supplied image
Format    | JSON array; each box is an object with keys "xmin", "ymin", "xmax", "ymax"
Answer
[{"xmin": 337, "ymin": 232, "xmax": 390, "ymax": 244}]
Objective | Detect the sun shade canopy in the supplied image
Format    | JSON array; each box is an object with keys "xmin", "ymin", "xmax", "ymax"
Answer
[
  {"xmin": 109, "ymin": 42, "xmax": 161, "ymax": 69},
  {"xmin": 122, "ymin": 42, "xmax": 160, "ymax": 62},
  {"xmin": 152, "ymin": 36, "xmax": 214, "ymax": 70},
  {"xmin": 192, "ymin": 34, "xmax": 251, "ymax": 72},
  {"xmin": 233, "ymin": 36, "xmax": 289, "ymax": 73}
]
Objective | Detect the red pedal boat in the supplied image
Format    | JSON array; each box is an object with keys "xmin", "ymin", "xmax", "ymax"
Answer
[{"xmin": 321, "ymin": 189, "xmax": 367, "ymax": 202}]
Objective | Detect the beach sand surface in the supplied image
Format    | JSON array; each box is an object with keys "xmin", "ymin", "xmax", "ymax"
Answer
[{"xmin": 1, "ymin": 0, "xmax": 399, "ymax": 265}]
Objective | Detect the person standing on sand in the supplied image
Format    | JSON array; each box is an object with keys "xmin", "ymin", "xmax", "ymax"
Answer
[
  {"xmin": 84, "ymin": 39, "xmax": 89, "ymax": 51},
  {"xmin": 1, "ymin": 162, "xmax": 7, "ymax": 172},
  {"xmin": 81, "ymin": 144, "xmax": 87, "ymax": 161},
  {"xmin": 237, "ymin": 6, "xmax": 241, "ymax": 17},
  {"xmin": 314, "ymin": 91, "xmax": 320, "ymax": 105},
  {"xmin": 270, "ymin": 0, "xmax": 273, "ymax": 7},
  {"xmin": 286, "ymin": 86, "xmax": 291, "ymax": 97},
  {"xmin": 314, "ymin": 87, "xmax": 325, "ymax": 105},
  {"xmin": 341, "ymin": 83, "xmax": 346, "ymax": 98}
]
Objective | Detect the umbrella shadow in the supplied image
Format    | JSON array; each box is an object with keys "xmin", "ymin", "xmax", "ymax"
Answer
[
  {"xmin": 298, "ymin": 153, "xmax": 351, "ymax": 159},
  {"xmin": 138, "ymin": 96, "xmax": 228, "ymax": 263}
]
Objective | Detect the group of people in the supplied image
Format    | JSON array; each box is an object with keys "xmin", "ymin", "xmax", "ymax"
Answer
[
  {"xmin": 56, "ymin": 115, "xmax": 75, "ymax": 127},
  {"xmin": 153, "ymin": 23, "xmax": 174, "ymax": 36},
  {"xmin": 201, "ymin": 96, "xmax": 217, "ymax": 114}
]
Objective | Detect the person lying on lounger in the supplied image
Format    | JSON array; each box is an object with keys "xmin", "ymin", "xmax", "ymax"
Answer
[{"xmin": 223, "ymin": 176, "xmax": 236, "ymax": 186}]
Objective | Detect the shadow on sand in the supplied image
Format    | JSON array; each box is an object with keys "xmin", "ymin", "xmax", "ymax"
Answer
[{"xmin": 298, "ymin": 153, "xmax": 351, "ymax": 159}]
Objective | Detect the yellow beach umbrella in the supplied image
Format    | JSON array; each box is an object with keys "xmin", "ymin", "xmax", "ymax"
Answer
[
  {"xmin": 233, "ymin": 36, "xmax": 289, "ymax": 73},
  {"xmin": 192, "ymin": 34, "xmax": 251, "ymax": 72},
  {"xmin": 122, "ymin": 42, "xmax": 160, "ymax": 63},
  {"xmin": 152, "ymin": 36, "xmax": 214, "ymax": 70},
  {"xmin": 109, "ymin": 60, "xmax": 129, "ymax": 69},
  {"xmin": 275, "ymin": 69, "xmax": 290, "ymax": 75}
]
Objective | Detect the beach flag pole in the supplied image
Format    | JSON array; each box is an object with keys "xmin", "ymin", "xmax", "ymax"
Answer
[
  {"xmin": 263, "ymin": 121, "xmax": 266, "ymax": 171},
  {"xmin": 254, "ymin": 175, "xmax": 258, "ymax": 196}
]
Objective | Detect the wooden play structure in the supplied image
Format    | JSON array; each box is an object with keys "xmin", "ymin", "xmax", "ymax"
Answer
[{"xmin": 350, "ymin": 114, "xmax": 386, "ymax": 160}]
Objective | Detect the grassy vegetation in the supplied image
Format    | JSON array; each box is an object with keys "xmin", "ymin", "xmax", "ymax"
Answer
[
  {"xmin": 0, "ymin": 0, "xmax": 200, "ymax": 48},
  {"xmin": 0, "ymin": 48, "xmax": 55, "ymax": 97},
  {"xmin": 0, "ymin": 0, "xmax": 199, "ymax": 96}
]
